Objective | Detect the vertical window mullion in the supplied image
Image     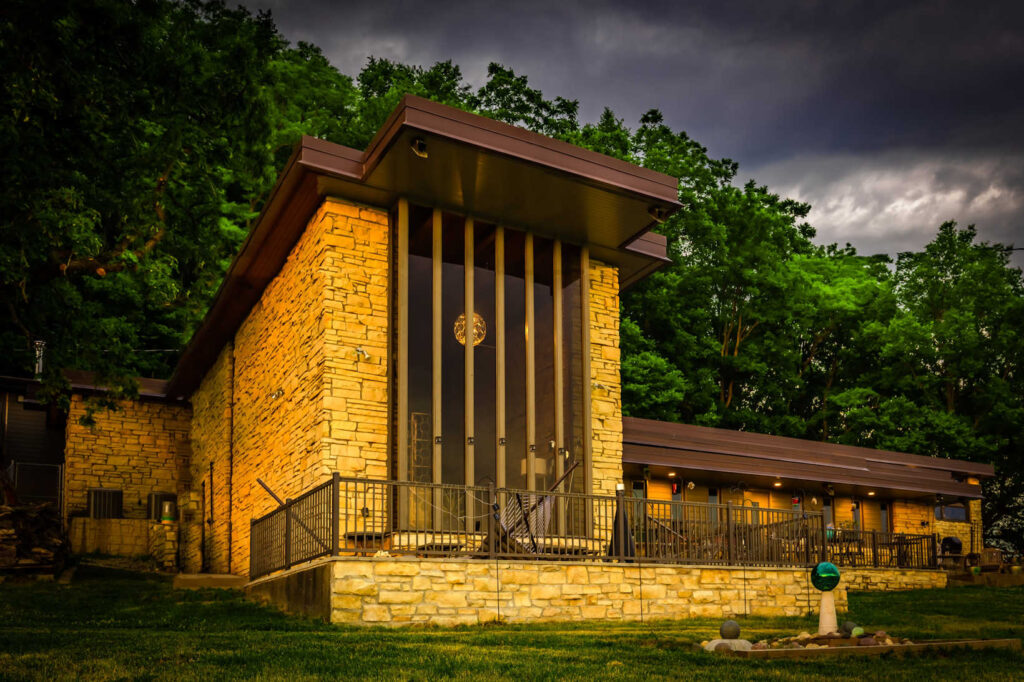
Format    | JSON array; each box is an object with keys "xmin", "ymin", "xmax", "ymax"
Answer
[
  {"xmin": 464, "ymin": 216, "xmax": 475, "ymax": 535},
  {"xmin": 432, "ymin": 208, "xmax": 443, "ymax": 529},
  {"xmin": 396, "ymin": 198, "xmax": 409, "ymax": 526},
  {"xmin": 495, "ymin": 227, "xmax": 506, "ymax": 490},
  {"xmin": 580, "ymin": 246, "xmax": 592, "ymax": 502},
  {"xmin": 553, "ymin": 240, "xmax": 565, "ymax": 533},
  {"xmin": 525, "ymin": 233, "xmax": 536, "ymax": 492}
]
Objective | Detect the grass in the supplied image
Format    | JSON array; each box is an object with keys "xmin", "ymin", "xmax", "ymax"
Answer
[{"xmin": 1, "ymin": 565, "xmax": 1022, "ymax": 680}]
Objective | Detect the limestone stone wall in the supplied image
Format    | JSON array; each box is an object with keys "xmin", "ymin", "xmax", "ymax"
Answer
[
  {"xmin": 319, "ymin": 199, "xmax": 390, "ymax": 481},
  {"xmin": 843, "ymin": 567, "xmax": 947, "ymax": 592},
  {"xmin": 183, "ymin": 344, "xmax": 235, "ymax": 574},
  {"xmin": 891, "ymin": 499, "xmax": 931, "ymax": 534},
  {"xmin": 321, "ymin": 558, "xmax": 841, "ymax": 626},
  {"xmin": 186, "ymin": 196, "xmax": 390, "ymax": 576},
  {"xmin": 589, "ymin": 259, "xmax": 622, "ymax": 497},
  {"xmin": 64, "ymin": 395, "xmax": 191, "ymax": 520}
]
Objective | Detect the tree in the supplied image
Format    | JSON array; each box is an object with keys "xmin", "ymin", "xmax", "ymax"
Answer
[{"xmin": 1, "ymin": 0, "xmax": 287, "ymax": 401}]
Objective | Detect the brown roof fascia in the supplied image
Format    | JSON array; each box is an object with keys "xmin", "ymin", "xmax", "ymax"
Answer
[
  {"xmin": 0, "ymin": 372, "xmax": 172, "ymax": 402},
  {"xmin": 624, "ymin": 417, "xmax": 994, "ymax": 478}
]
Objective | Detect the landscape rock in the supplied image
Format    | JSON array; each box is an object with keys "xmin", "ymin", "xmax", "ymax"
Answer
[
  {"xmin": 704, "ymin": 639, "xmax": 753, "ymax": 653},
  {"xmin": 0, "ymin": 504, "xmax": 65, "ymax": 571},
  {"xmin": 719, "ymin": 620, "xmax": 741, "ymax": 639}
]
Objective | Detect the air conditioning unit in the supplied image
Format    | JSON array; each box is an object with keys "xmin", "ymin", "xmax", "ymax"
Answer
[
  {"xmin": 147, "ymin": 492, "xmax": 177, "ymax": 521},
  {"xmin": 87, "ymin": 488, "xmax": 123, "ymax": 519}
]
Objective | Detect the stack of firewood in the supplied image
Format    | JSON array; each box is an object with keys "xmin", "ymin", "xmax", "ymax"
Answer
[{"xmin": 0, "ymin": 503, "xmax": 66, "ymax": 570}]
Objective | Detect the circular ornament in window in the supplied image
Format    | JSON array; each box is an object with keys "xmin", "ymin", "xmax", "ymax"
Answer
[{"xmin": 454, "ymin": 312, "xmax": 486, "ymax": 346}]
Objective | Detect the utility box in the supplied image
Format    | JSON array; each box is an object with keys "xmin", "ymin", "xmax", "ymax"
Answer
[{"xmin": 147, "ymin": 492, "xmax": 178, "ymax": 521}]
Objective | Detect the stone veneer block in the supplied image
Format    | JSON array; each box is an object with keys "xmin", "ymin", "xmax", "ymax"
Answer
[{"xmin": 588, "ymin": 259, "xmax": 623, "ymax": 497}]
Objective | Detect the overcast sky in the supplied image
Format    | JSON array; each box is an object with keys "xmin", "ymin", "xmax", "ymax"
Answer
[{"xmin": 248, "ymin": 0, "xmax": 1024, "ymax": 267}]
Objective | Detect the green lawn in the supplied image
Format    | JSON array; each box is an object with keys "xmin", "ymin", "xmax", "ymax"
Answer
[{"xmin": 1, "ymin": 565, "xmax": 1022, "ymax": 681}]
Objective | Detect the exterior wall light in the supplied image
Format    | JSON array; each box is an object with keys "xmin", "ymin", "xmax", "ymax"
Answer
[
  {"xmin": 867, "ymin": 491, "xmax": 876, "ymax": 496},
  {"xmin": 667, "ymin": 472, "xmax": 676, "ymax": 478},
  {"xmin": 773, "ymin": 479, "xmax": 783, "ymax": 488},
  {"xmin": 687, "ymin": 481, "xmax": 695, "ymax": 490},
  {"xmin": 410, "ymin": 136, "xmax": 428, "ymax": 158}
]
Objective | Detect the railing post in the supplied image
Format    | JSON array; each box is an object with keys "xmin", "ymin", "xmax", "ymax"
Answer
[
  {"xmin": 284, "ymin": 498, "xmax": 292, "ymax": 570},
  {"xmin": 616, "ymin": 487, "xmax": 627, "ymax": 563},
  {"xmin": 726, "ymin": 502, "xmax": 735, "ymax": 565},
  {"xmin": 820, "ymin": 516, "xmax": 828, "ymax": 563},
  {"xmin": 331, "ymin": 473, "xmax": 340, "ymax": 556},
  {"xmin": 487, "ymin": 482, "xmax": 496, "ymax": 560},
  {"xmin": 804, "ymin": 517, "xmax": 811, "ymax": 566},
  {"xmin": 930, "ymin": 533, "xmax": 938, "ymax": 569},
  {"xmin": 871, "ymin": 530, "xmax": 878, "ymax": 568}
]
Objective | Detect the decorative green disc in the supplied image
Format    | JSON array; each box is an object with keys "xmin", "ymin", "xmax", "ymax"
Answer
[{"xmin": 811, "ymin": 561, "xmax": 841, "ymax": 591}]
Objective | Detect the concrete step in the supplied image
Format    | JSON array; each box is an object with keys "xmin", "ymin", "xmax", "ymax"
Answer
[{"xmin": 173, "ymin": 573, "xmax": 248, "ymax": 590}]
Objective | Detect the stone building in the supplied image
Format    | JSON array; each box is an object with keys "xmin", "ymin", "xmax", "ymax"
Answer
[{"xmin": 0, "ymin": 96, "xmax": 994, "ymax": 624}]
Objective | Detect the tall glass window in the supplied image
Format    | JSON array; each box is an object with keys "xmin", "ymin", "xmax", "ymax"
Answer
[
  {"xmin": 395, "ymin": 204, "xmax": 589, "ymax": 529},
  {"xmin": 504, "ymin": 230, "xmax": 528, "ymax": 490},
  {"xmin": 407, "ymin": 207, "xmax": 434, "ymax": 486}
]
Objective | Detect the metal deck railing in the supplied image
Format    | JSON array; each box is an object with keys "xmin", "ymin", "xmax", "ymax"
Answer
[{"xmin": 249, "ymin": 476, "xmax": 937, "ymax": 578}]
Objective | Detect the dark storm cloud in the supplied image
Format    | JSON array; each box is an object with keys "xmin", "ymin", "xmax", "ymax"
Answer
[{"xmin": 247, "ymin": 0, "xmax": 1024, "ymax": 263}]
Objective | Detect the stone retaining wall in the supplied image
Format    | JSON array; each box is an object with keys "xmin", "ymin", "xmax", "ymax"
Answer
[
  {"xmin": 250, "ymin": 557, "xmax": 845, "ymax": 626},
  {"xmin": 68, "ymin": 517, "xmax": 178, "ymax": 570},
  {"xmin": 248, "ymin": 558, "xmax": 951, "ymax": 627},
  {"xmin": 843, "ymin": 567, "xmax": 947, "ymax": 591}
]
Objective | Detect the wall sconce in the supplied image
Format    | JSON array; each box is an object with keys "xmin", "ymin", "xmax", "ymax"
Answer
[
  {"xmin": 454, "ymin": 312, "xmax": 486, "ymax": 346},
  {"xmin": 410, "ymin": 136, "xmax": 428, "ymax": 158},
  {"xmin": 648, "ymin": 205, "xmax": 669, "ymax": 223},
  {"xmin": 354, "ymin": 347, "xmax": 371, "ymax": 360}
]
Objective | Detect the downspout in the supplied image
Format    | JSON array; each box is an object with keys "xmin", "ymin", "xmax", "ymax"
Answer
[{"xmin": 227, "ymin": 342, "xmax": 235, "ymax": 573}]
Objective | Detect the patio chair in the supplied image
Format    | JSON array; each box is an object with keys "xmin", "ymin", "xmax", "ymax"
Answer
[{"xmin": 474, "ymin": 459, "xmax": 579, "ymax": 558}]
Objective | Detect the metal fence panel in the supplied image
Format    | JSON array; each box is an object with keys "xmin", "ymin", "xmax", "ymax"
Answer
[{"xmin": 250, "ymin": 477, "xmax": 935, "ymax": 577}]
